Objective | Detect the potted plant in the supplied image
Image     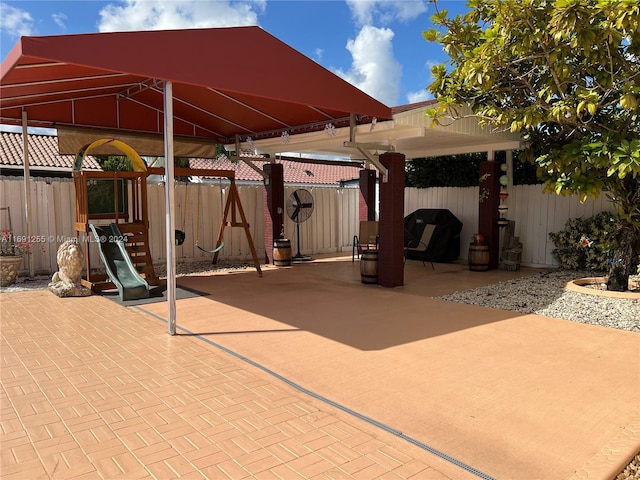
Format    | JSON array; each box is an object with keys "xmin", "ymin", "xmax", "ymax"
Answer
[
  {"xmin": 0, "ymin": 230, "xmax": 33, "ymax": 287},
  {"xmin": 471, "ymin": 233, "xmax": 485, "ymax": 244}
]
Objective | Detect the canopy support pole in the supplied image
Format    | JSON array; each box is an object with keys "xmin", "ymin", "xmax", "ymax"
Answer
[
  {"xmin": 164, "ymin": 81, "xmax": 177, "ymax": 335},
  {"xmin": 22, "ymin": 111, "xmax": 34, "ymax": 278}
]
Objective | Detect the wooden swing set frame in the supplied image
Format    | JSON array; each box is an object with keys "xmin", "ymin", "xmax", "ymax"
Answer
[
  {"xmin": 73, "ymin": 137, "xmax": 264, "ymax": 294},
  {"xmin": 147, "ymin": 167, "xmax": 262, "ymax": 277},
  {"xmin": 74, "ymin": 166, "xmax": 262, "ymax": 292}
]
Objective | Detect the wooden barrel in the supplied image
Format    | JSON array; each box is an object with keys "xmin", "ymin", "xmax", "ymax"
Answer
[
  {"xmin": 273, "ymin": 238, "xmax": 292, "ymax": 266},
  {"xmin": 469, "ymin": 243, "xmax": 490, "ymax": 271},
  {"xmin": 360, "ymin": 249, "xmax": 378, "ymax": 284}
]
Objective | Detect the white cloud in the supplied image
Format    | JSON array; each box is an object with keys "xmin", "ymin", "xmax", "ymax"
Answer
[
  {"xmin": 98, "ymin": 0, "xmax": 266, "ymax": 32},
  {"xmin": 339, "ymin": 2, "xmax": 427, "ymax": 106},
  {"xmin": 0, "ymin": 2, "xmax": 34, "ymax": 37},
  {"xmin": 345, "ymin": 0, "xmax": 426, "ymax": 26},
  {"xmin": 406, "ymin": 89, "xmax": 433, "ymax": 104},
  {"xmin": 425, "ymin": 59, "xmax": 439, "ymax": 70},
  {"xmin": 402, "ymin": 58, "xmax": 441, "ymax": 103},
  {"xmin": 334, "ymin": 25, "xmax": 401, "ymax": 106},
  {"xmin": 405, "ymin": 59, "xmax": 439, "ymax": 103},
  {"xmin": 52, "ymin": 13, "xmax": 68, "ymax": 30}
]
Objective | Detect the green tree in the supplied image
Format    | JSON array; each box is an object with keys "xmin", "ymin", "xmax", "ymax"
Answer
[
  {"xmin": 425, "ymin": 0, "xmax": 640, "ymax": 291},
  {"xmin": 96, "ymin": 155, "xmax": 133, "ymax": 171}
]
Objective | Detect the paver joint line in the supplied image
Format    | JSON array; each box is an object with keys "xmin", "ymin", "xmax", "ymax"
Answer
[{"xmin": 136, "ymin": 305, "xmax": 496, "ymax": 480}]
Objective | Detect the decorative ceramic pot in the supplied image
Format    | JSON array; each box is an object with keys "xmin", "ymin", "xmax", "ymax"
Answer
[{"xmin": 0, "ymin": 255, "xmax": 24, "ymax": 287}]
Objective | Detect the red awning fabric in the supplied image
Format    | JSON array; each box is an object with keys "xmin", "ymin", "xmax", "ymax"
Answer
[{"xmin": 0, "ymin": 27, "xmax": 391, "ymax": 144}]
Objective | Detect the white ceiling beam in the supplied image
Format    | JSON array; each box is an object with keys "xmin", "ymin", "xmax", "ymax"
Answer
[
  {"xmin": 343, "ymin": 114, "xmax": 391, "ymax": 180},
  {"xmin": 343, "ymin": 141, "xmax": 395, "ymax": 151},
  {"xmin": 356, "ymin": 146, "xmax": 388, "ymax": 182},
  {"xmin": 233, "ymin": 135, "xmax": 267, "ymax": 179},
  {"xmin": 402, "ymin": 141, "xmax": 522, "ymax": 159}
]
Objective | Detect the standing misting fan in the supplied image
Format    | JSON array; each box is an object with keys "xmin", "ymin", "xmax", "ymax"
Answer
[{"xmin": 286, "ymin": 189, "xmax": 314, "ymax": 261}]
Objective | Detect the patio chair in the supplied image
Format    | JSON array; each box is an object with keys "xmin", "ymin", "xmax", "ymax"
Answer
[
  {"xmin": 352, "ymin": 220, "xmax": 379, "ymax": 262},
  {"xmin": 404, "ymin": 223, "xmax": 435, "ymax": 269}
]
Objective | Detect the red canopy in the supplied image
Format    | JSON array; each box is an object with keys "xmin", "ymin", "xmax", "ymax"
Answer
[
  {"xmin": 1, "ymin": 27, "xmax": 394, "ymax": 334},
  {"xmin": 0, "ymin": 27, "xmax": 391, "ymax": 142}
]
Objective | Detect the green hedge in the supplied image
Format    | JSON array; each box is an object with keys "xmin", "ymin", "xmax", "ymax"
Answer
[{"xmin": 405, "ymin": 151, "xmax": 541, "ymax": 188}]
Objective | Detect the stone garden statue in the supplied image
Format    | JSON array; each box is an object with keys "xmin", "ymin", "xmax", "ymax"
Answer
[{"xmin": 48, "ymin": 239, "xmax": 91, "ymax": 297}]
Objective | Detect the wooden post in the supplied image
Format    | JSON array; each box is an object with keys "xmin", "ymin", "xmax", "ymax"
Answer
[
  {"xmin": 478, "ymin": 159, "xmax": 501, "ymax": 269},
  {"xmin": 378, "ymin": 152, "xmax": 405, "ymax": 288},
  {"xmin": 359, "ymin": 168, "xmax": 377, "ymax": 221},
  {"xmin": 263, "ymin": 163, "xmax": 284, "ymax": 264}
]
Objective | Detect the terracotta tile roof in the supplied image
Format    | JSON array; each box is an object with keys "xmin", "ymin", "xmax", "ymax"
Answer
[
  {"xmin": 0, "ymin": 132, "xmax": 361, "ymax": 185},
  {"xmin": 391, "ymin": 99, "xmax": 438, "ymax": 115},
  {"xmin": 188, "ymin": 157, "xmax": 362, "ymax": 185},
  {"xmin": 0, "ymin": 131, "xmax": 101, "ymax": 171}
]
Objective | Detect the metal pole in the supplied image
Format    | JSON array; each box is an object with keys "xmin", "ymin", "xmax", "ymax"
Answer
[
  {"xmin": 21, "ymin": 111, "xmax": 34, "ymax": 278},
  {"xmin": 164, "ymin": 81, "xmax": 177, "ymax": 335}
]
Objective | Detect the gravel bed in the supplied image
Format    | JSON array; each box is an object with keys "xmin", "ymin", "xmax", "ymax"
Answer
[
  {"xmin": 0, "ymin": 275, "xmax": 51, "ymax": 292},
  {"xmin": 617, "ymin": 453, "xmax": 640, "ymax": 480},
  {"xmin": 0, "ymin": 260, "xmax": 255, "ymax": 293},
  {"xmin": 152, "ymin": 259, "xmax": 256, "ymax": 278},
  {"xmin": 438, "ymin": 269, "xmax": 640, "ymax": 333}
]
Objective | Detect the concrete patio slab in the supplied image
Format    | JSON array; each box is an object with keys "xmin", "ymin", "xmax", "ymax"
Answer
[
  {"xmin": 1, "ymin": 287, "xmax": 470, "ymax": 479},
  {"xmin": 139, "ymin": 257, "xmax": 640, "ymax": 480},
  {"xmin": 1, "ymin": 256, "xmax": 638, "ymax": 480}
]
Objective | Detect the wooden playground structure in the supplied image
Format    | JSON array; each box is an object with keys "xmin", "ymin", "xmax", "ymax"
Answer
[
  {"xmin": 73, "ymin": 140, "xmax": 262, "ymax": 292},
  {"xmin": 74, "ymin": 169, "xmax": 158, "ymax": 291}
]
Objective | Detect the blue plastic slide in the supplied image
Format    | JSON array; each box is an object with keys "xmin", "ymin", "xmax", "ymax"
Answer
[{"xmin": 89, "ymin": 223, "xmax": 149, "ymax": 301}]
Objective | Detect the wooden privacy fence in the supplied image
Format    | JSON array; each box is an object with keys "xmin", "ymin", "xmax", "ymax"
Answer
[
  {"xmin": 0, "ymin": 177, "xmax": 614, "ymax": 275},
  {"xmin": 0, "ymin": 177, "xmax": 360, "ymax": 275},
  {"xmin": 404, "ymin": 184, "xmax": 615, "ymax": 268}
]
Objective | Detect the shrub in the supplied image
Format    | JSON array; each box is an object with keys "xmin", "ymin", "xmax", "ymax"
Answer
[{"xmin": 549, "ymin": 212, "xmax": 621, "ymax": 272}]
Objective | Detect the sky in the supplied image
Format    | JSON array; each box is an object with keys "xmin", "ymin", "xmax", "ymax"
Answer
[{"xmin": 0, "ymin": 0, "xmax": 471, "ymax": 109}]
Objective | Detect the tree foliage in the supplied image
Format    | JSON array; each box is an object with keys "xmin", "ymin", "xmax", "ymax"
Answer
[
  {"xmin": 95, "ymin": 155, "xmax": 133, "ymax": 172},
  {"xmin": 425, "ymin": 0, "xmax": 640, "ymax": 290}
]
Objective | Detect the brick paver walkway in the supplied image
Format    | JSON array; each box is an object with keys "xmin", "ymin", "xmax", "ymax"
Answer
[{"xmin": 1, "ymin": 289, "xmax": 462, "ymax": 479}]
